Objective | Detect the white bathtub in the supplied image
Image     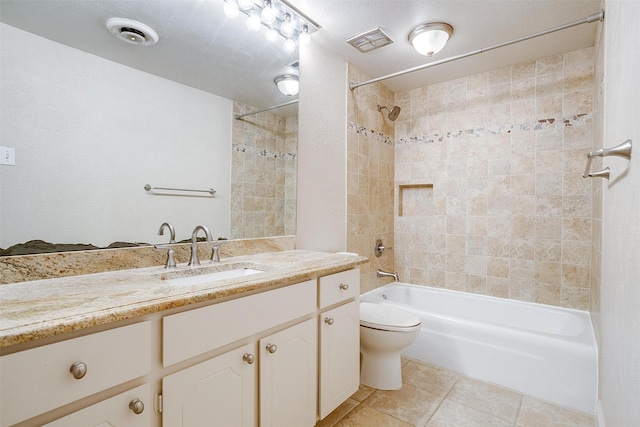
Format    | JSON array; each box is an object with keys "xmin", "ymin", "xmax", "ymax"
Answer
[{"xmin": 360, "ymin": 283, "xmax": 597, "ymax": 414}]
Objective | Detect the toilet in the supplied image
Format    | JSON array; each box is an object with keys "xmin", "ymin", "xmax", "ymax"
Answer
[{"xmin": 359, "ymin": 302, "xmax": 422, "ymax": 390}]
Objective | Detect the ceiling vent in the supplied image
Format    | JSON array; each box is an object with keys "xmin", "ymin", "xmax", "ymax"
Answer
[
  {"xmin": 347, "ymin": 27, "xmax": 393, "ymax": 53},
  {"xmin": 105, "ymin": 18, "xmax": 159, "ymax": 46}
]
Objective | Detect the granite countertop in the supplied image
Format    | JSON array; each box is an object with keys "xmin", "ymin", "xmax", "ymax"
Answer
[{"xmin": 0, "ymin": 250, "xmax": 368, "ymax": 349}]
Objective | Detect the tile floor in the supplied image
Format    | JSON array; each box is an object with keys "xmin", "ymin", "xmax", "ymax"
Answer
[{"xmin": 316, "ymin": 357, "xmax": 595, "ymax": 427}]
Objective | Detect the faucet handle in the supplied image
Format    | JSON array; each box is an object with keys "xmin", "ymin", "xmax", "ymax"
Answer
[
  {"xmin": 210, "ymin": 238, "xmax": 228, "ymax": 263},
  {"xmin": 210, "ymin": 244, "xmax": 220, "ymax": 263},
  {"xmin": 374, "ymin": 239, "xmax": 393, "ymax": 257},
  {"xmin": 154, "ymin": 244, "xmax": 177, "ymax": 269}
]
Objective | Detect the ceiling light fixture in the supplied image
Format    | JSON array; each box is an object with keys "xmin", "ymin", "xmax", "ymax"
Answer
[
  {"xmin": 266, "ymin": 26, "xmax": 279, "ymax": 42},
  {"xmin": 222, "ymin": 0, "xmax": 319, "ymax": 54},
  {"xmin": 237, "ymin": 0, "xmax": 253, "ymax": 11},
  {"xmin": 283, "ymin": 38, "xmax": 296, "ymax": 54},
  {"xmin": 246, "ymin": 9, "xmax": 261, "ymax": 32},
  {"xmin": 261, "ymin": 0, "xmax": 277, "ymax": 24},
  {"xmin": 408, "ymin": 22, "xmax": 453, "ymax": 57},
  {"xmin": 280, "ymin": 13, "xmax": 295, "ymax": 37},
  {"xmin": 274, "ymin": 74, "xmax": 299, "ymax": 96},
  {"xmin": 298, "ymin": 24, "xmax": 310, "ymax": 45},
  {"xmin": 223, "ymin": 0, "xmax": 239, "ymax": 18}
]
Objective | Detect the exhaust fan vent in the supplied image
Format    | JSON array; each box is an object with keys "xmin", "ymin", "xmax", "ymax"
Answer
[
  {"xmin": 347, "ymin": 27, "xmax": 393, "ymax": 53},
  {"xmin": 105, "ymin": 18, "xmax": 159, "ymax": 46}
]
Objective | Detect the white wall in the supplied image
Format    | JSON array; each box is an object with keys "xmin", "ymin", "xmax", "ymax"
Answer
[
  {"xmin": 296, "ymin": 41, "xmax": 348, "ymax": 252},
  {"xmin": 0, "ymin": 24, "xmax": 232, "ymax": 248},
  {"xmin": 598, "ymin": 0, "xmax": 640, "ymax": 424}
]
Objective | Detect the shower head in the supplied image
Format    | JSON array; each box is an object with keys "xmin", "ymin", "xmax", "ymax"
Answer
[{"xmin": 377, "ymin": 104, "xmax": 401, "ymax": 121}]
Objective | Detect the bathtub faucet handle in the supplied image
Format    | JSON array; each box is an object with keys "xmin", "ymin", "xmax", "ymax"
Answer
[{"xmin": 374, "ymin": 239, "xmax": 393, "ymax": 257}]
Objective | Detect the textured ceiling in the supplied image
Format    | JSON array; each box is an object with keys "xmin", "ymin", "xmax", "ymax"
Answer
[{"xmin": 0, "ymin": 0, "xmax": 602, "ymax": 114}]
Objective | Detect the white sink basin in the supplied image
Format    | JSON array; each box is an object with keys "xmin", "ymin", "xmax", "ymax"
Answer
[{"xmin": 165, "ymin": 268, "xmax": 265, "ymax": 286}]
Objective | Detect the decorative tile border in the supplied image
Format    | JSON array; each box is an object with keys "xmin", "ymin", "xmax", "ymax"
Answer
[
  {"xmin": 232, "ymin": 143, "xmax": 296, "ymax": 160},
  {"xmin": 348, "ymin": 113, "xmax": 592, "ymax": 147},
  {"xmin": 347, "ymin": 121, "xmax": 394, "ymax": 145},
  {"xmin": 395, "ymin": 113, "xmax": 593, "ymax": 145}
]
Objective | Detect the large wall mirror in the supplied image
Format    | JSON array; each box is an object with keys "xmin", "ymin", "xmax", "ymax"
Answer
[{"xmin": 0, "ymin": 0, "xmax": 301, "ymax": 255}]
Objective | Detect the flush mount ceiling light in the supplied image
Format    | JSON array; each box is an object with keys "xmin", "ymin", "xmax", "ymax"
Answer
[
  {"xmin": 408, "ymin": 22, "xmax": 453, "ymax": 57},
  {"xmin": 105, "ymin": 18, "xmax": 159, "ymax": 46},
  {"xmin": 274, "ymin": 74, "xmax": 299, "ymax": 96}
]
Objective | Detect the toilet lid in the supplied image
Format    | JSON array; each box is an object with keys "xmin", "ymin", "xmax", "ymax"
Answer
[{"xmin": 360, "ymin": 302, "xmax": 421, "ymax": 331}]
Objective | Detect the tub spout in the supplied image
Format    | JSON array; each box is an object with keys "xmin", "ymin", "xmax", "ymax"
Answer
[{"xmin": 377, "ymin": 269, "xmax": 398, "ymax": 282}]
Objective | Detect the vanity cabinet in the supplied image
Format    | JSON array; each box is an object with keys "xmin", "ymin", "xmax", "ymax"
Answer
[
  {"xmin": 0, "ymin": 321, "xmax": 151, "ymax": 427},
  {"xmin": 0, "ymin": 265, "xmax": 361, "ymax": 427},
  {"xmin": 318, "ymin": 270, "xmax": 361, "ymax": 419}
]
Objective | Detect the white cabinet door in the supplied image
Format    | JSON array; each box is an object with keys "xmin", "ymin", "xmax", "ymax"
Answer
[
  {"xmin": 162, "ymin": 343, "xmax": 256, "ymax": 427},
  {"xmin": 43, "ymin": 384, "xmax": 151, "ymax": 427},
  {"xmin": 319, "ymin": 300, "xmax": 360, "ymax": 419},
  {"xmin": 259, "ymin": 318, "xmax": 317, "ymax": 427}
]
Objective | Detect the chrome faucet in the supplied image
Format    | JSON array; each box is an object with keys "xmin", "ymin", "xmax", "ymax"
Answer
[
  {"xmin": 158, "ymin": 222, "xmax": 176, "ymax": 243},
  {"xmin": 377, "ymin": 269, "xmax": 399, "ymax": 282},
  {"xmin": 154, "ymin": 243, "xmax": 177, "ymax": 269},
  {"xmin": 188, "ymin": 225, "xmax": 213, "ymax": 266}
]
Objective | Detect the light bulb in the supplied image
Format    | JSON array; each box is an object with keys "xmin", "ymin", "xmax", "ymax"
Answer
[
  {"xmin": 297, "ymin": 24, "xmax": 310, "ymax": 45},
  {"xmin": 261, "ymin": 0, "xmax": 277, "ymax": 24},
  {"xmin": 283, "ymin": 38, "xmax": 296, "ymax": 53},
  {"xmin": 238, "ymin": 0, "xmax": 253, "ymax": 10},
  {"xmin": 246, "ymin": 10, "xmax": 261, "ymax": 32},
  {"xmin": 280, "ymin": 13, "xmax": 295, "ymax": 37},
  {"xmin": 223, "ymin": 0, "xmax": 239, "ymax": 18},
  {"xmin": 266, "ymin": 26, "xmax": 279, "ymax": 42}
]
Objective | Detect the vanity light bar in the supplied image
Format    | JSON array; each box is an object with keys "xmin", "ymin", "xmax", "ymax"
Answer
[{"xmin": 224, "ymin": 0, "xmax": 320, "ymax": 49}]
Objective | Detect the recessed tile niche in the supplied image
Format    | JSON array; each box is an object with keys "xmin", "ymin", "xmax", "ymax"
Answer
[{"xmin": 398, "ymin": 183, "xmax": 434, "ymax": 216}]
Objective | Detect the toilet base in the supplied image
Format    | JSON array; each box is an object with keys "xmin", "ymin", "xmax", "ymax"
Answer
[{"xmin": 360, "ymin": 349, "xmax": 403, "ymax": 390}]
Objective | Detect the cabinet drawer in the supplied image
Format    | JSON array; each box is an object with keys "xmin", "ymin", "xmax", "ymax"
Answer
[
  {"xmin": 43, "ymin": 383, "xmax": 152, "ymax": 427},
  {"xmin": 163, "ymin": 280, "xmax": 316, "ymax": 367},
  {"xmin": 319, "ymin": 269, "xmax": 360, "ymax": 308},
  {"xmin": 0, "ymin": 321, "xmax": 151, "ymax": 427}
]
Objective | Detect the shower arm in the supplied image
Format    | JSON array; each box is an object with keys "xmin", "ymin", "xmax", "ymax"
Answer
[{"xmin": 349, "ymin": 10, "xmax": 604, "ymax": 90}]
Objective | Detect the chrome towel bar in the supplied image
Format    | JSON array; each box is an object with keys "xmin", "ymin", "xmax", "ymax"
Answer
[
  {"xmin": 583, "ymin": 139, "xmax": 632, "ymax": 180},
  {"xmin": 144, "ymin": 184, "xmax": 216, "ymax": 196}
]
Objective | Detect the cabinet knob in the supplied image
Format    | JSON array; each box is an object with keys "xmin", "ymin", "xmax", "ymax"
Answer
[
  {"xmin": 339, "ymin": 283, "xmax": 349, "ymax": 290},
  {"xmin": 325, "ymin": 317, "xmax": 335, "ymax": 325},
  {"xmin": 129, "ymin": 398, "xmax": 145, "ymax": 414},
  {"xmin": 266, "ymin": 343, "xmax": 277, "ymax": 354},
  {"xmin": 243, "ymin": 353, "xmax": 255, "ymax": 364},
  {"xmin": 69, "ymin": 361, "xmax": 87, "ymax": 379}
]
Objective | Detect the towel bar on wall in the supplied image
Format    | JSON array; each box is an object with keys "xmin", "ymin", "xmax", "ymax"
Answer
[
  {"xmin": 583, "ymin": 139, "xmax": 632, "ymax": 179},
  {"xmin": 144, "ymin": 184, "xmax": 216, "ymax": 196}
]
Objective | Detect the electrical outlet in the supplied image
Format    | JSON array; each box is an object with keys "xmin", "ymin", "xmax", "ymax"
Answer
[{"xmin": 0, "ymin": 147, "xmax": 16, "ymax": 166}]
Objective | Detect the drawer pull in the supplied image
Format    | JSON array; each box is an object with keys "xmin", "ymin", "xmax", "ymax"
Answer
[
  {"xmin": 339, "ymin": 283, "xmax": 349, "ymax": 290},
  {"xmin": 129, "ymin": 398, "xmax": 145, "ymax": 414},
  {"xmin": 69, "ymin": 361, "xmax": 87, "ymax": 379},
  {"xmin": 324, "ymin": 317, "xmax": 335, "ymax": 325},
  {"xmin": 266, "ymin": 344, "xmax": 277, "ymax": 354},
  {"xmin": 243, "ymin": 353, "xmax": 255, "ymax": 364}
]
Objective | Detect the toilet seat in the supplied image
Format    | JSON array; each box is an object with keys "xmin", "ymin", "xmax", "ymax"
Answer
[{"xmin": 360, "ymin": 302, "xmax": 421, "ymax": 332}]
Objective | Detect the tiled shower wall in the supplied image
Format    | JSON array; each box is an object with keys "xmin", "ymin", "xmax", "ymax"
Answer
[
  {"xmin": 347, "ymin": 66, "xmax": 396, "ymax": 293},
  {"xmin": 393, "ymin": 48, "xmax": 594, "ymax": 310},
  {"xmin": 231, "ymin": 102, "xmax": 297, "ymax": 239}
]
